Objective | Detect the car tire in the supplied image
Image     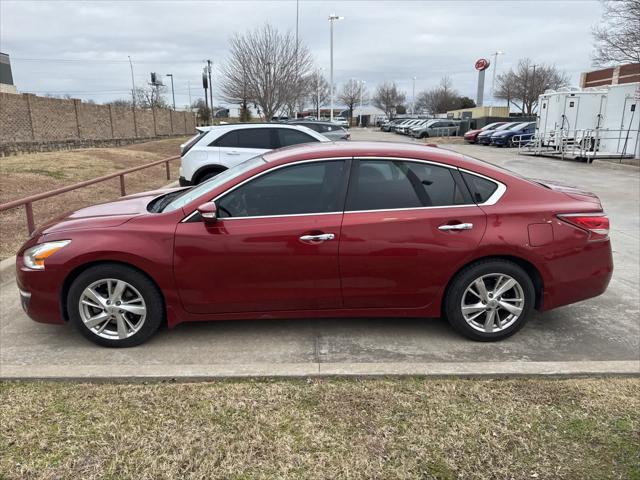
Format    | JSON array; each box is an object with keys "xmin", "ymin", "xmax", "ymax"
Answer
[
  {"xmin": 197, "ymin": 170, "xmax": 224, "ymax": 184},
  {"xmin": 444, "ymin": 259, "xmax": 535, "ymax": 342},
  {"xmin": 67, "ymin": 264, "xmax": 165, "ymax": 347}
]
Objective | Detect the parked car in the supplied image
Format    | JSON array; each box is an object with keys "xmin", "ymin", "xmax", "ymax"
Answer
[
  {"xmin": 17, "ymin": 141, "xmax": 612, "ymax": 347},
  {"xmin": 178, "ymin": 124, "xmax": 329, "ymax": 186},
  {"xmin": 411, "ymin": 119, "xmax": 460, "ymax": 138},
  {"xmin": 463, "ymin": 122, "xmax": 507, "ymax": 144},
  {"xmin": 476, "ymin": 122, "xmax": 521, "ymax": 145},
  {"xmin": 288, "ymin": 120, "xmax": 350, "ymax": 141},
  {"xmin": 490, "ymin": 122, "xmax": 536, "ymax": 147},
  {"xmin": 380, "ymin": 118, "xmax": 406, "ymax": 132},
  {"xmin": 391, "ymin": 119, "xmax": 418, "ymax": 133},
  {"xmin": 395, "ymin": 119, "xmax": 423, "ymax": 135},
  {"xmin": 333, "ymin": 117, "xmax": 350, "ymax": 128}
]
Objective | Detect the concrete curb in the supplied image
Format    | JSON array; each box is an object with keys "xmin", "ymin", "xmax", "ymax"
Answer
[{"xmin": 1, "ymin": 360, "xmax": 638, "ymax": 381}]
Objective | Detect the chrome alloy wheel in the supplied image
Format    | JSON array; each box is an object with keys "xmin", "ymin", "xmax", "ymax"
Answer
[
  {"xmin": 78, "ymin": 278, "xmax": 147, "ymax": 340},
  {"xmin": 460, "ymin": 274, "xmax": 525, "ymax": 333}
]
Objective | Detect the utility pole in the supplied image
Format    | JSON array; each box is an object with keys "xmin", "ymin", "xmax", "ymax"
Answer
[
  {"xmin": 294, "ymin": 0, "xmax": 299, "ymax": 119},
  {"xmin": 202, "ymin": 67, "xmax": 209, "ymax": 124},
  {"xmin": 187, "ymin": 80, "xmax": 192, "ymax": 111},
  {"xmin": 206, "ymin": 60, "xmax": 213, "ymax": 123},
  {"xmin": 359, "ymin": 80, "xmax": 366, "ymax": 127},
  {"xmin": 328, "ymin": 13, "xmax": 343, "ymax": 122},
  {"xmin": 166, "ymin": 73, "xmax": 175, "ymax": 110},
  {"xmin": 128, "ymin": 55, "xmax": 136, "ymax": 107},
  {"xmin": 530, "ymin": 64, "xmax": 538, "ymax": 115}
]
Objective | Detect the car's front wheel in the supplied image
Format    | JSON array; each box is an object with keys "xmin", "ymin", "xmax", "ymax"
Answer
[
  {"xmin": 444, "ymin": 260, "xmax": 535, "ymax": 341},
  {"xmin": 67, "ymin": 264, "xmax": 165, "ymax": 347}
]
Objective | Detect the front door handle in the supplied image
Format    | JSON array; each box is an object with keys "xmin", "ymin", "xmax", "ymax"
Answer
[
  {"xmin": 438, "ymin": 223, "xmax": 473, "ymax": 231},
  {"xmin": 299, "ymin": 233, "xmax": 335, "ymax": 242},
  {"xmin": 225, "ymin": 151, "xmax": 241, "ymax": 155}
]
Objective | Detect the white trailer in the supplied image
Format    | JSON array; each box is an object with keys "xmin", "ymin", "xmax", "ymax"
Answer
[
  {"xmin": 536, "ymin": 87, "xmax": 608, "ymax": 146},
  {"xmin": 597, "ymin": 82, "xmax": 640, "ymax": 159}
]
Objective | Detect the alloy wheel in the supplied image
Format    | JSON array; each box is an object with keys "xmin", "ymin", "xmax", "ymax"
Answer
[
  {"xmin": 460, "ymin": 273, "xmax": 525, "ymax": 333},
  {"xmin": 78, "ymin": 278, "xmax": 147, "ymax": 340}
]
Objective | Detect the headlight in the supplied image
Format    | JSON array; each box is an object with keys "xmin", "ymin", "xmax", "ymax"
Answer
[{"xmin": 23, "ymin": 240, "xmax": 71, "ymax": 270}]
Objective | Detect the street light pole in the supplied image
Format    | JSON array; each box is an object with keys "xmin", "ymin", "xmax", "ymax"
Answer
[
  {"xmin": 328, "ymin": 13, "xmax": 343, "ymax": 122},
  {"xmin": 491, "ymin": 50, "xmax": 504, "ymax": 104},
  {"xmin": 128, "ymin": 55, "xmax": 136, "ymax": 107},
  {"xmin": 411, "ymin": 76, "xmax": 417, "ymax": 116},
  {"xmin": 166, "ymin": 74, "xmax": 175, "ymax": 110},
  {"xmin": 359, "ymin": 80, "xmax": 366, "ymax": 127}
]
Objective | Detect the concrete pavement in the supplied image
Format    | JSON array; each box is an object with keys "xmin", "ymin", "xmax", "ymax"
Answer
[{"xmin": 1, "ymin": 129, "xmax": 638, "ymax": 379}]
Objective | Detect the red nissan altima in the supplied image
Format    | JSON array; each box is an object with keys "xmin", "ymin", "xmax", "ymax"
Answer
[{"xmin": 16, "ymin": 142, "xmax": 613, "ymax": 347}]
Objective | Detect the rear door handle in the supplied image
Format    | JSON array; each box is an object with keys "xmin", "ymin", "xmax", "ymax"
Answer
[
  {"xmin": 225, "ymin": 151, "xmax": 240, "ymax": 155},
  {"xmin": 438, "ymin": 223, "xmax": 473, "ymax": 231},
  {"xmin": 300, "ymin": 233, "xmax": 335, "ymax": 242}
]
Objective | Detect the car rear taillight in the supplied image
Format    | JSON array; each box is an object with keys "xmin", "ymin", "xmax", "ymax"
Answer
[{"xmin": 558, "ymin": 213, "xmax": 610, "ymax": 241}]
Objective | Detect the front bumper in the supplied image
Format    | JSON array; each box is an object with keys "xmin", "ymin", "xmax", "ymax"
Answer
[{"xmin": 16, "ymin": 256, "xmax": 66, "ymax": 325}]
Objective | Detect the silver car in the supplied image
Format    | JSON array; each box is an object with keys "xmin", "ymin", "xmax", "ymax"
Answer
[
  {"xmin": 288, "ymin": 121, "xmax": 350, "ymax": 141},
  {"xmin": 411, "ymin": 119, "xmax": 460, "ymax": 138}
]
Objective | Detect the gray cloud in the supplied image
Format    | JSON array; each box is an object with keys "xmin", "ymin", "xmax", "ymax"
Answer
[{"xmin": 1, "ymin": 0, "xmax": 603, "ymax": 108}]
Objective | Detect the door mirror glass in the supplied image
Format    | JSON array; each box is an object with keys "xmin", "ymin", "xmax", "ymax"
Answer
[{"xmin": 197, "ymin": 202, "xmax": 218, "ymax": 222}]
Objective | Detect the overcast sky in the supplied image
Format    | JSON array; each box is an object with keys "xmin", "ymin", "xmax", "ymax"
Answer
[{"xmin": 1, "ymin": 0, "xmax": 604, "ymax": 108}]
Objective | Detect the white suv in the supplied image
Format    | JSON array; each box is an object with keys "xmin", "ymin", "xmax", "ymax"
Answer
[{"xmin": 179, "ymin": 123, "xmax": 330, "ymax": 185}]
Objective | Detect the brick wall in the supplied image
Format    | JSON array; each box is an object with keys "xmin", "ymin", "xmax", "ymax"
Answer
[{"xmin": 0, "ymin": 93, "xmax": 196, "ymax": 148}]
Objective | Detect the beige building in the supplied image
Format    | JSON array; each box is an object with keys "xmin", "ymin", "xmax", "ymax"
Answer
[{"xmin": 447, "ymin": 106, "xmax": 509, "ymax": 119}]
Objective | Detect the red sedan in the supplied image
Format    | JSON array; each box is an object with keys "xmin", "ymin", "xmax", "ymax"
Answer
[
  {"xmin": 464, "ymin": 122, "xmax": 507, "ymax": 143},
  {"xmin": 16, "ymin": 142, "xmax": 613, "ymax": 347}
]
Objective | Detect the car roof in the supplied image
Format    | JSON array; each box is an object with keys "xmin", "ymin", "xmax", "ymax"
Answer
[{"xmin": 197, "ymin": 123, "xmax": 313, "ymax": 132}]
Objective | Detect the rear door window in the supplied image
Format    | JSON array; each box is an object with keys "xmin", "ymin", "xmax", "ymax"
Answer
[
  {"xmin": 276, "ymin": 128, "xmax": 318, "ymax": 148},
  {"xmin": 461, "ymin": 172, "xmax": 499, "ymax": 204},
  {"xmin": 346, "ymin": 160, "xmax": 470, "ymax": 211},
  {"xmin": 237, "ymin": 128, "xmax": 274, "ymax": 149}
]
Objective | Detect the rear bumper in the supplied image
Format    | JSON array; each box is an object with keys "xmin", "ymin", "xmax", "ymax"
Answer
[{"xmin": 541, "ymin": 239, "xmax": 613, "ymax": 311}]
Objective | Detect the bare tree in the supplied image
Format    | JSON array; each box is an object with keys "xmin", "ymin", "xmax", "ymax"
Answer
[
  {"xmin": 307, "ymin": 71, "xmax": 330, "ymax": 116},
  {"xmin": 372, "ymin": 82, "xmax": 406, "ymax": 119},
  {"xmin": 495, "ymin": 58, "xmax": 570, "ymax": 114},
  {"xmin": 131, "ymin": 86, "xmax": 168, "ymax": 109},
  {"xmin": 415, "ymin": 76, "xmax": 461, "ymax": 115},
  {"xmin": 219, "ymin": 24, "xmax": 313, "ymax": 121},
  {"xmin": 592, "ymin": 0, "xmax": 640, "ymax": 66},
  {"xmin": 338, "ymin": 80, "xmax": 367, "ymax": 125}
]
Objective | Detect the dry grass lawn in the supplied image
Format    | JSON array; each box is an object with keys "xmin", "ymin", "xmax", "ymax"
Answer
[
  {"xmin": 1, "ymin": 378, "xmax": 638, "ymax": 480},
  {"xmin": 0, "ymin": 137, "xmax": 189, "ymax": 259}
]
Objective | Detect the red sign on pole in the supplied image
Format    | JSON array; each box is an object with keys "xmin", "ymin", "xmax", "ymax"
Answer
[{"xmin": 475, "ymin": 58, "xmax": 490, "ymax": 71}]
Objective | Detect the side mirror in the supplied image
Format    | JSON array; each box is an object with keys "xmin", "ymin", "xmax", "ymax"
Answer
[{"xmin": 197, "ymin": 202, "xmax": 217, "ymax": 223}]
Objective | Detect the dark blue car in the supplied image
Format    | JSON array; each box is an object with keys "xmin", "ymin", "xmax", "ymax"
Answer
[
  {"xmin": 490, "ymin": 122, "xmax": 536, "ymax": 147},
  {"xmin": 476, "ymin": 122, "xmax": 521, "ymax": 145}
]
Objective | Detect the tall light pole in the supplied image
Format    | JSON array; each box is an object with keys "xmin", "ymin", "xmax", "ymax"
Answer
[
  {"xmin": 128, "ymin": 55, "xmax": 136, "ymax": 107},
  {"xmin": 411, "ymin": 76, "xmax": 417, "ymax": 116},
  {"xmin": 206, "ymin": 60, "xmax": 213, "ymax": 122},
  {"xmin": 491, "ymin": 50, "xmax": 504, "ymax": 104},
  {"xmin": 316, "ymin": 67, "xmax": 325, "ymax": 119},
  {"xmin": 166, "ymin": 74, "xmax": 175, "ymax": 110},
  {"xmin": 328, "ymin": 13, "xmax": 343, "ymax": 122},
  {"xmin": 359, "ymin": 80, "xmax": 366, "ymax": 127}
]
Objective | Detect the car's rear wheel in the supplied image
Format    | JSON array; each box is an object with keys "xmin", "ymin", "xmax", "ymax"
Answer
[
  {"xmin": 67, "ymin": 264, "xmax": 165, "ymax": 347},
  {"xmin": 444, "ymin": 260, "xmax": 535, "ymax": 341}
]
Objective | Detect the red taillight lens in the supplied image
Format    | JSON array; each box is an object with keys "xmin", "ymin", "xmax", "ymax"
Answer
[{"xmin": 559, "ymin": 213, "xmax": 610, "ymax": 241}]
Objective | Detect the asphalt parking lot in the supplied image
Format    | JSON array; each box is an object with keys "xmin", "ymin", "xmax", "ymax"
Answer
[{"xmin": 1, "ymin": 129, "xmax": 638, "ymax": 378}]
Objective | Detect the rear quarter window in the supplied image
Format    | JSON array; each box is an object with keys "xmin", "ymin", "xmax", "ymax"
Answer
[{"xmin": 461, "ymin": 172, "xmax": 499, "ymax": 204}]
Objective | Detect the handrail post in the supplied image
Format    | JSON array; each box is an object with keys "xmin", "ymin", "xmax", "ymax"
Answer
[
  {"xmin": 165, "ymin": 161, "xmax": 170, "ymax": 180},
  {"xmin": 119, "ymin": 175, "xmax": 126, "ymax": 196},
  {"xmin": 26, "ymin": 202, "xmax": 35, "ymax": 234}
]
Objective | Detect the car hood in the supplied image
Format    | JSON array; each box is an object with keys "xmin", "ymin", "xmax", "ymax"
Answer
[
  {"xmin": 492, "ymin": 131, "xmax": 513, "ymax": 137},
  {"xmin": 36, "ymin": 187, "xmax": 185, "ymax": 236},
  {"xmin": 464, "ymin": 129, "xmax": 482, "ymax": 136}
]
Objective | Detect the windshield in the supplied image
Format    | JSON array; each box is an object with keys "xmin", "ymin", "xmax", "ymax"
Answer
[
  {"xmin": 495, "ymin": 123, "xmax": 516, "ymax": 131},
  {"xmin": 509, "ymin": 122, "xmax": 530, "ymax": 131},
  {"xmin": 162, "ymin": 156, "xmax": 267, "ymax": 212}
]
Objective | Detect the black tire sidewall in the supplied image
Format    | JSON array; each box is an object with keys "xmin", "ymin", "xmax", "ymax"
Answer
[
  {"xmin": 67, "ymin": 264, "xmax": 165, "ymax": 347},
  {"xmin": 445, "ymin": 260, "xmax": 535, "ymax": 341}
]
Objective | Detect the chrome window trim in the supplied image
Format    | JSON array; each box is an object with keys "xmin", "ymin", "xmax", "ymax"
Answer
[
  {"xmin": 180, "ymin": 156, "xmax": 507, "ymax": 222},
  {"xmin": 458, "ymin": 167, "xmax": 507, "ymax": 206}
]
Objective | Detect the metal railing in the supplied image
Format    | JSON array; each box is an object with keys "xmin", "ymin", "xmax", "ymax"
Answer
[{"xmin": 0, "ymin": 155, "xmax": 180, "ymax": 234}]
